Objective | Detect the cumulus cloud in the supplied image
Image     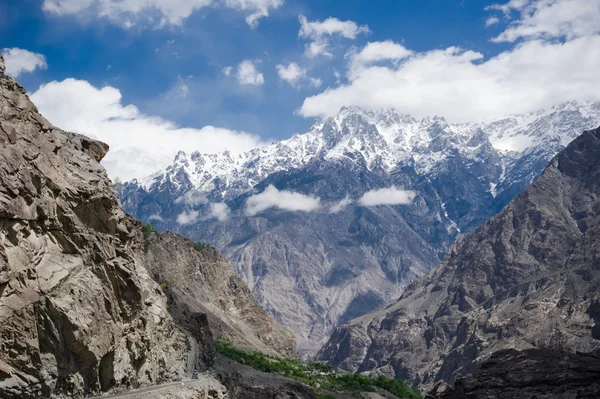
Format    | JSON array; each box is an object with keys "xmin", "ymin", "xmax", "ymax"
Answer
[
  {"xmin": 42, "ymin": 0, "xmax": 283, "ymax": 28},
  {"xmin": 236, "ymin": 60, "xmax": 264, "ymax": 85},
  {"xmin": 348, "ymin": 41, "xmax": 412, "ymax": 76},
  {"xmin": 210, "ymin": 202, "xmax": 230, "ymax": 221},
  {"xmin": 2, "ymin": 48, "xmax": 48, "ymax": 77},
  {"xmin": 329, "ymin": 196, "xmax": 353, "ymax": 213},
  {"xmin": 30, "ymin": 78, "xmax": 264, "ymax": 180},
  {"xmin": 177, "ymin": 210, "xmax": 200, "ymax": 225},
  {"xmin": 358, "ymin": 187, "xmax": 416, "ymax": 207},
  {"xmin": 298, "ymin": 14, "xmax": 369, "ymax": 58},
  {"xmin": 488, "ymin": 0, "xmax": 600, "ymax": 42},
  {"xmin": 276, "ymin": 62, "xmax": 322, "ymax": 88},
  {"xmin": 298, "ymin": 14, "xmax": 369, "ymax": 40},
  {"xmin": 245, "ymin": 185, "xmax": 321, "ymax": 216},
  {"xmin": 276, "ymin": 62, "xmax": 306, "ymax": 86},
  {"xmin": 298, "ymin": 0, "xmax": 600, "ymax": 122},
  {"xmin": 299, "ymin": 36, "xmax": 600, "ymax": 122}
]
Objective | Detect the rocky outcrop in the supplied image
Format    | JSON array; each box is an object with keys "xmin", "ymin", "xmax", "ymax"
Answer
[
  {"xmin": 426, "ymin": 349, "xmax": 600, "ymax": 399},
  {"xmin": 143, "ymin": 231, "xmax": 296, "ymax": 358},
  {"xmin": 0, "ymin": 53, "xmax": 195, "ymax": 398},
  {"xmin": 318, "ymin": 126, "xmax": 600, "ymax": 390}
]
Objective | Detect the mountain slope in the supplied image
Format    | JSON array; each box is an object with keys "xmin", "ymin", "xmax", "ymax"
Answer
[
  {"xmin": 318, "ymin": 126, "xmax": 600, "ymax": 390},
  {"xmin": 143, "ymin": 231, "xmax": 296, "ymax": 358},
  {"xmin": 120, "ymin": 102, "xmax": 600, "ymax": 356},
  {"xmin": 0, "ymin": 52, "xmax": 295, "ymax": 398}
]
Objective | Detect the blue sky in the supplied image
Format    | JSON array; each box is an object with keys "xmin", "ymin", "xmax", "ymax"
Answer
[{"xmin": 2, "ymin": 0, "xmax": 600, "ymax": 180}]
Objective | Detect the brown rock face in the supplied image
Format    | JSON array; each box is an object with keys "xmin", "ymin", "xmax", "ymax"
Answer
[
  {"xmin": 319, "ymin": 126, "xmax": 600, "ymax": 390},
  {"xmin": 0, "ymin": 53, "xmax": 192, "ymax": 397},
  {"xmin": 143, "ymin": 231, "xmax": 296, "ymax": 358}
]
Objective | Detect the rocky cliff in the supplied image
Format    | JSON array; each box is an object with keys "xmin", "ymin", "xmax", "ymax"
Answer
[
  {"xmin": 143, "ymin": 231, "xmax": 296, "ymax": 358},
  {"xmin": 0, "ymin": 53, "xmax": 193, "ymax": 398},
  {"xmin": 0, "ymin": 51, "xmax": 296, "ymax": 398},
  {"xmin": 318, "ymin": 126, "xmax": 600, "ymax": 390}
]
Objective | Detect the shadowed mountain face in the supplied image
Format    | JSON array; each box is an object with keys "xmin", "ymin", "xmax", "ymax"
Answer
[
  {"xmin": 0, "ymin": 53, "xmax": 295, "ymax": 398},
  {"xmin": 120, "ymin": 103, "xmax": 600, "ymax": 356},
  {"xmin": 318, "ymin": 126, "xmax": 600, "ymax": 391},
  {"xmin": 425, "ymin": 349, "xmax": 600, "ymax": 399}
]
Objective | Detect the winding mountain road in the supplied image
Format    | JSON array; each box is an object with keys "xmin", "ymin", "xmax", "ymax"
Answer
[{"xmin": 89, "ymin": 375, "xmax": 223, "ymax": 398}]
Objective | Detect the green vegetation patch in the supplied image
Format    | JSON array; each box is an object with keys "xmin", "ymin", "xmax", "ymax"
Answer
[
  {"xmin": 142, "ymin": 223, "xmax": 157, "ymax": 241},
  {"xmin": 215, "ymin": 337, "xmax": 421, "ymax": 399},
  {"xmin": 193, "ymin": 242, "xmax": 214, "ymax": 251}
]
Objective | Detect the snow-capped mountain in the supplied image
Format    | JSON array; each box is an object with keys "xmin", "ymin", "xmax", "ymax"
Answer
[{"xmin": 119, "ymin": 100, "xmax": 600, "ymax": 356}]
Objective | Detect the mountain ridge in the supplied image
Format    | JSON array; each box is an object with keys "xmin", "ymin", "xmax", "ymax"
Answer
[{"xmin": 120, "ymin": 100, "xmax": 600, "ymax": 356}]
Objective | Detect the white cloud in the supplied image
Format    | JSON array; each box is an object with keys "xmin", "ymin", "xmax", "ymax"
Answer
[
  {"xmin": 329, "ymin": 196, "xmax": 353, "ymax": 213},
  {"xmin": 224, "ymin": 0, "xmax": 284, "ymax": 28},
  {"xmin": 30, "ymin": 78, "xmax": 265, "ymax": 181},
  {"xmin": 174, "ymin": 190, "xmax": 207, "ymax": 206},
  {"xmin": 298, "ymin": 14, "xmax": 369, "ymax": 40},
  {"xmin": 222, "ymin": 66, "xmax": 233, "ymax": 76},
  {"xmin": 210, "ymin": 202, "xmax": 230, "ymax": 221},
  {"xmin": 309, "ymin": 77, "xmax": 322, "ymax": 88},
  {"xmin": 485, "ymin": 16, "xmax": 500, "ymax": 27},
  {"xmin": 299, "ymin": 36, "xmax": 600, "ymax": 122},
  {"xmin": 298, "ymin": 14, "xmax": 369, "ymax": 59},
  {"xmin": 42, "ymin": 0, "xmax": 283, "ymax": 28},
  {"xmin": 489, "ymin": 0, "xmax": 600, "ymax": 43},
  {"xmin": 2, "ymin": 48, "xmax": 48, "ymax": 77},
  {"xmin": 348, "ymin": 41, "xmax": 412, "ymax": 76},
  {"xmin": 177, "ymin": 210, "xmax": 200, "ymax": 225},
  {"xmin": 358, "ymin": 187, "xmax": 416, "ymax": 207},
  {"xmin": 304, "ymin": 40, "xmax": 332, "ymax": 58},
  {"xmin": 276, "ymin": 62, "xmax": 306, "ymax": 86},
  {"xmin": 276, "ymin": 62, "xmax": 322, "ymax": 88},
  {"xmin": 236, "ymin": 60, "xmax": 264, "ymax": 85},
  {"xmin": 245, "ymin": 185, "xmax": 321, "ymax": 216}
]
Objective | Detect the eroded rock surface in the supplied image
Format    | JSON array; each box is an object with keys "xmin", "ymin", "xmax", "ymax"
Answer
[
  {"xmin": 143, "ymin": 231, "xmax": 296, "ymax": 358},
  {"xmin": 319, "ymin": 126, "xmax": 600, "ymax": 390}
]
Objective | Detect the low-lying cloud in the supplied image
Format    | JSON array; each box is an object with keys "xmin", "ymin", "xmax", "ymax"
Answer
[
  {"xmin": 246, "ymin": 185, "xmax": 321, "ymax": 216},
  {"xmin": 329, "ymin": 196, "xmax": 353, "ymax": 213},
  {"xmin": 176, "ymin": 210, "xmax": 200, "ymax": 225},
  {"xmin": 175, "ymin": 190, "xmax": 207, "ymax": 206},
  {"xmin": 210, "ymin": 202, "xmax": 230, "ymax": 221},
  {"xmin": 358, "ymin": 187, "xmax": 416, "ymax": 207}
]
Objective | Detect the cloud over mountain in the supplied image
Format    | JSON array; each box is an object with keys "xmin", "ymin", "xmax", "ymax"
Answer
[
  {"xmin": 245, "ymin": 185, "xmax": 321, "ymax": 215},
  {"xmin": 30, "ymin": 78, "xmax": 264, "ymax": 180}
]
